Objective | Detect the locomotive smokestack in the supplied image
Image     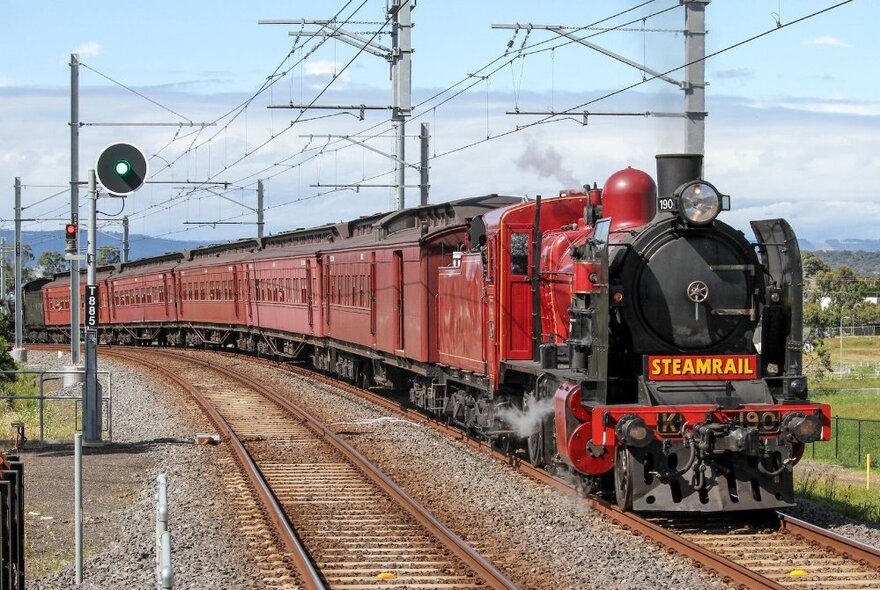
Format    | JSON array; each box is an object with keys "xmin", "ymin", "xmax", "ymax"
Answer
[{"xmin": 655, "ymin": 154, "xmax": 703, "ymax": 197}]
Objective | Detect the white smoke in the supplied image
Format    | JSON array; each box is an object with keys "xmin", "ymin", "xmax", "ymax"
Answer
[{"xmin": 497, "ymin": 397, "xmax": 555, "ymax": 438}]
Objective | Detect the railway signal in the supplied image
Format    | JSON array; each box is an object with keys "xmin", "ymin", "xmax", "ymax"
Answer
[
  {"xmin": 65, "ymin": 223, "xmax": 77, "ymax": 253},
  {"xmin": 95, "ymin": 142, "xmax": 148, "ymax": 195}
]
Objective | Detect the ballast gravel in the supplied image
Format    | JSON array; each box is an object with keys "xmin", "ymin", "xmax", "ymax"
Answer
[{"xmin": 22, "ymin": 351, "xmax": 269, "ymax": 590}]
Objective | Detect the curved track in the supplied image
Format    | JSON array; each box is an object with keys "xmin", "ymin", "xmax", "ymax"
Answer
[
  {"xmin": 27, "ymin": 343, "xmax": 880, "ymax": 588},
  {"xmin": 243, "ymin": 350, "xmax": 880, "ymax": 590},
  {"xmin": 105, "ymin": 347, "xmax": 518, "ymax": 590}
]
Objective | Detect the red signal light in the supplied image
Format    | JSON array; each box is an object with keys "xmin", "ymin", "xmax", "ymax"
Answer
[{"xmin": 65, "ymin": 223, "xmax": 78, "ymax": 254}]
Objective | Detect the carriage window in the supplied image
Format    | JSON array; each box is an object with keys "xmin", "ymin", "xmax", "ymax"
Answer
[{"xmin": 510, "ymin": 233, "xmax": 529, "ymax": 275}]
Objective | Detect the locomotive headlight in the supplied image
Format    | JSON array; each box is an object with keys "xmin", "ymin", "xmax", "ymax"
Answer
[
  {"xmin": 782, "ymin": 412, "xmax": 822, "ymax": 444},
  {"xmin": 677, "ymin": 181, "xmax": 722, "ymax": 226}
]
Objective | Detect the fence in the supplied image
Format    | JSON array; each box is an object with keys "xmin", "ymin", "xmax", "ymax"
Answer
[
  {"xmin": 0, "ymin": 455, "xmax": 24, "ymax": 590},
  {"xmin": 0, "ymin": 369, "xmax": 112, "ymax": 444},
  {"xmin": 810, "ymin": 416, "xmax": 880, "ymax": 469}
]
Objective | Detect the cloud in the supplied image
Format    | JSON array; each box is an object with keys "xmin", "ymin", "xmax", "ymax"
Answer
[
  {"xmin": 714, "ymin": 68, "xmax": 753, "ymax": 80},
  {"xmin": 74, "ymin": 42, "xmax": 101, "ymax": 57},
  {"xmin": 805, "ymin": 36, "xmax": 852, "ymax": 49},
  {"xmin": 1, "ymin": 84, "xmax": 877, "ymax": 244},
  {"xmin": 304, "ymin": 60, "xmax": 350, "ymax": 83}
]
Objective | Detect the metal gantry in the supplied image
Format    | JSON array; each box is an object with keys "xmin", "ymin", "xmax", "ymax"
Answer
[
  {"xmin": 493, "ymin": 0, "xmax": 709, "ymax": 154},
  {"xmin": 260, "ymin": 0, "xmax": 415, "ymax": 209}
]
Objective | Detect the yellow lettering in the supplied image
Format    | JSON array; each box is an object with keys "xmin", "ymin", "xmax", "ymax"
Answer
[
  {"xmin": 683, "ymin": 358, "xmax": 694, "ymax": 375},
  {"xmin": 651, "ymin": 358, "xmax": 661, "ymax": 376},
  {"xmin": 697, "ymin": 358, "xmax": 711, "ymax": 375},
  {"xmin": 724, "ymin": 358, "xmax": 736, "ymax": 374},
  {"xmin": 712, "ymin": 358, "xmax": 722, "ymax": 374},
  {"xmin": 672, "ymin": 358, "xmax": 682, "ymax": 375}
]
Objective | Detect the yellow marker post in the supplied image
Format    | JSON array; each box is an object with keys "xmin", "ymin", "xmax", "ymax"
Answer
[{"xmin": 867, "ymin": 454, "xmax": 871, "ymax": 491}]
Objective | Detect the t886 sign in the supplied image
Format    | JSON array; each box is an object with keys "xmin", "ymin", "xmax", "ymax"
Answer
[{"xmin": 646, "ymin": 354, "xmax": 758, "ymax": 381}]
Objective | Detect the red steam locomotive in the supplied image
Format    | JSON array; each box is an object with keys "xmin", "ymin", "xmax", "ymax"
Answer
[{"xmin": 24, "ymin": 153, "xmax": 830, "ymax": 511}]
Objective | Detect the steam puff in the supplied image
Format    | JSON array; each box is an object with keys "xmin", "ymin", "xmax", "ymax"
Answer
[
  {"xmin": 516, "ymin": 139, "xmax": 579, "ymax": 189},
  {"xmin": 497, "ymin": 397, "xmax": 555, "ymax": 438}
]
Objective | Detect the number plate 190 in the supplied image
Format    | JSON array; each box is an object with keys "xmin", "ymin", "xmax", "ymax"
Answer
[{"xmin": 658, "ymin": 197, "xmax": 677, "ymax": 212}]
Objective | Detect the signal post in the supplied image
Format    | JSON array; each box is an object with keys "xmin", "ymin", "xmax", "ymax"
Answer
[{"xmin": 82, "ymin": 142, "xmax": 147, "ymax": 442}]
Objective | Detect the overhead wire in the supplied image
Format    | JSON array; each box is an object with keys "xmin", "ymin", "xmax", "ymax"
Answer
[{"xmin": 136, "ymin": 0, "xmax": 853, "ymax": 241}]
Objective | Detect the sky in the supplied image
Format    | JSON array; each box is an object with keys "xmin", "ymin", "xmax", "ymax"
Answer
[{"xmin": 1, "ymin": 0, "xmax": 877, "ymax": 254}]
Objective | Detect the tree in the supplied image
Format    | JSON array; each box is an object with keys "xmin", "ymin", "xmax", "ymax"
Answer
[
  {"xmin": 802, "ymin": 251, "xmax": 830, "ymax": 277},
  {"xmin": 2, "ymin": 243, "xmax": 35, "ymax": 294},
  {"xmin": 37, "ymin": 251, "xmax": 68, "ymax": 276},
  {"xmin": 97, "ymin": 246, "xmax": 120, "ymax": 265}
]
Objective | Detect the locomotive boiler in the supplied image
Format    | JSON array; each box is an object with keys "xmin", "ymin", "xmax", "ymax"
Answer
[{"xmin": 24, "ymin": 153, "xmax": 830, "ymax": 512}]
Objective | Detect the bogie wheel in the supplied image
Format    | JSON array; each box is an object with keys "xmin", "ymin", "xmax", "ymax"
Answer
[{"xmin": 614, "ymin": 445, "xmax": 634, "ymax": 511}]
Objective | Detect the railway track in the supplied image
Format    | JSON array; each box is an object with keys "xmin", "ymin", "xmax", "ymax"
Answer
[
  {"xmin": 226, "ymin": 349, "xmax": 880, "ymax": 590},
  {"xmin": 104, "ymin": 347, "xmax": 517, "ymax": 590},
  {"xmin": 652, "ymin": 512, "xmax": 880, "ymax": 589},
  {"xmin": 28, "ymin": 343, "xmax": 880, "ymax": 588}
]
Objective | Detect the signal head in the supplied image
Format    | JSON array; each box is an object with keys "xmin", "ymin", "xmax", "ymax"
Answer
[{"xmin": 96, "ymin": 143, "xmax": 148, "ymax": 195}]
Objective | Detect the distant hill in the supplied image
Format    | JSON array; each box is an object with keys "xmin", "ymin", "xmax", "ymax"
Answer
[
  {"xmin": 0, "ymin": 229, "xmax": 208, "ymax": 264},
  {"xmin": 807, "ymin": 250, "xmax": 880, "ymax": 277},
  {"xmin": 800, "ymin": 238, "xmax": 880, "ymax": 252}
]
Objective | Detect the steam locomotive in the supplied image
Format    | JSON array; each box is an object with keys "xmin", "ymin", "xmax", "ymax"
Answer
[{"xmin": 23, "ymin": 153, "xmax": 830, "ymax": 511}]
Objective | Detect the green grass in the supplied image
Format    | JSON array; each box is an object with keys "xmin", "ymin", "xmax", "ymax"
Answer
[
  {"xmin": 0, "ymin": 374, "xmax": 80, "ymax": 446},
  {"xmin": 795, "ymin": 464, "xmax": 880, "ymax": 524},
  {"xmin": 802, "ymin": 335, "xmax": 880, "ymax": 469}
]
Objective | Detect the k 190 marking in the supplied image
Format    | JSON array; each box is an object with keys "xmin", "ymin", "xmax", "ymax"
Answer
[{"xmin": 733, "ymin": 410, "xmax": 781, "ymax": 433}]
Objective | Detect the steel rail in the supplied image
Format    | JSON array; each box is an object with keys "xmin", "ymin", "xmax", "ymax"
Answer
[
  {"xmin": 777, "ymin": 512, "xmax": 880, "ymax": 569},
  {"xmin": 103, "ymin": 349, "xmax": 326, "ymax": 590},
  {"xmin": 171, "ymin": 352, "xmax": 521, "ymax": 590},
  {"xmin": 259, "ymin": 355, "xmax": 880, "ymax": 590}
]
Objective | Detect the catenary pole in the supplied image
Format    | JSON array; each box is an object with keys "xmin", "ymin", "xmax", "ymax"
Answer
[
  {"xmin": 257, "ymin": 180, "xmax": 265, "ymax": 240},
  {"xmin": 391, "ymin": 0, "xmax": 412, "ymax": 210},
  {"xmin": 70, "ymin": 53, "xmax": 81, "ymax": 365},
  {"xmin": 419, "ymin": 123, "xmax": 429, "ymax": 206},
  {"xmin": 684, "ymin": 0, "xmax": 708, "ymax": 154},
  {"xmin": 122, "ymin": 216, "xmax": 129, "ymax": 263},
  {"xmin": 12, "ymin": 178, "xmax": 25, "ymax": 362}
]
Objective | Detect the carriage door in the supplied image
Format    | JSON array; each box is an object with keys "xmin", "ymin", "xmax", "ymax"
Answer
[
  {"xmin": 370, "ymin": 252, "xmax": 377, "ymax": 347},
  {"xmin": 305, "ymin": 260, "xmax": 314, "ymax": 329},
  {"xmin": 393, "ymin": 250, "xmax": 405, "ymax": 351},
  {"xmin": 505, "ymin": 228, "xmax": 533, "ymax": 360}
]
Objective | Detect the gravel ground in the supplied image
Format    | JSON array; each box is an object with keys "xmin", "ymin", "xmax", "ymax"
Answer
[{"xmin": 21, "ymin": 351, "xmax": 292, "ymax": 590}]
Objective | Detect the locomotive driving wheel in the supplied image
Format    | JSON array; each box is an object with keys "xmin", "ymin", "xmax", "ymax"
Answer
[
  {"xmin": 524, "ymin": 392, "xmax": 553, "ymax": 468},
  {"xmin": 614, "ymin": 446, "xmax": 634, "ymax": 511}
]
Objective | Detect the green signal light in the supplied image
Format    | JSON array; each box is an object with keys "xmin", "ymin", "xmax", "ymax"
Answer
[{"xmin": 114, "ymin": 159, "xmax": 132, "ymax": 176}]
